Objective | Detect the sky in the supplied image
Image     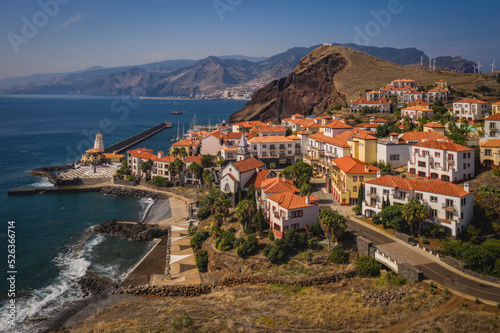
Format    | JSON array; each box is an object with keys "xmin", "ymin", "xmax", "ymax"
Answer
[{"xmin": 0, "ymin": 0, "xmax": 499, "ymax": 79}]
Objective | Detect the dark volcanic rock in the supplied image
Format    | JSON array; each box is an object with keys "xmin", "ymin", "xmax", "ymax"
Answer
[
  {"xmin": 77, "ymin": 271, "xmax": 119, "ymax": 296},
  {"xmin": 100, "ymin": 186, "xmax": 168, "ymax": 200},
  {"xmin": 94, "ymin": 219, "xmax": 168, "ymax": 241}
]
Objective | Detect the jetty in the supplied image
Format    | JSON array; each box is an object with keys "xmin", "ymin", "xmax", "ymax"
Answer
[
  {"xmin": 104, "ymin": 121, "xmax": 172, "ymax": 154},
  {"xmin": 8, "ymin": 186, "xmax": 103, "ymax": 196}
]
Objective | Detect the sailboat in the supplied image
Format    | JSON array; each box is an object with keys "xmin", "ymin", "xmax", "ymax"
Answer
[
  {"xmin": 170, "ymin": 102, "xmax": 185, "ymax": 114},
  {"xmin": 171, "ymin": 121, "xmax": 180, "ymax": 142}
]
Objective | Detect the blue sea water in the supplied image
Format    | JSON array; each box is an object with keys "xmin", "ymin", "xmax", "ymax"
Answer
[{"xmin": 0, "ymin": 94, "xmax": 245, "ymax": 331}]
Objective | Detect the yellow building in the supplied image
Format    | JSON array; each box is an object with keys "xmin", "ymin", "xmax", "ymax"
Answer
[
  {"xmin": 435, "ymin": 80, "xmax": 448, "ymax": 89},
  {"xmin": 423, "ymin": 122, "xmax": 446, "ymax": 136},
  {"xmin": 81, "ymin": 134, "xmax": 124, "ymax": 165},
  {"xmin": 170, "ymin": 138, "xmax": 200, "ymax": 156},
  {"xmin": 492, "ymin": 102, "xmax": 500, "ymax": 115},
  {"xmin": 347, "ymin": 132, "xmax": 378, "ymax": 163},
  {"xmin": 479, "ymin": 139, "xmax": 500, "ymax": 168},
  {"xmin": 330, "ymin": 156, "xmax": 381, "ymax": 206}
]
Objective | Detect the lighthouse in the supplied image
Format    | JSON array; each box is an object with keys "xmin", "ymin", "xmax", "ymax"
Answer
[{"xmin": 94, "ymin": 133, "xmax": 104, "ymax": 152}]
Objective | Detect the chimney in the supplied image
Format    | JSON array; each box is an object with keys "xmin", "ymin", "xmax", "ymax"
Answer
[
  {"xmin": 282, "ymin": 175, "xmax": 286, "ymax": 182},
  {"xmin": 464, "ymin": 182, "xmax": 470, "ymax": 192},
  {"xmin": 365, "ymin": 164, "xmax": 369, "ymax": 173},
  {"xmin": 376, "ymin": 170, "xmax": 382, "ymax": 178},
  {"xmin": 158, "ymin": 151, "xmax": 164, "ymax": 158},
  {"xmin": 305, "ymin": 196, "xmax": 310, "ymax": 205}
]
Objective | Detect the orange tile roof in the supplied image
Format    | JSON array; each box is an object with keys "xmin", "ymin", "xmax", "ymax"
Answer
[
  {"xmin": 291, "ymin": 113, "xmax": 304, "ymax": 117},
  {"xmin": 485, "ymin": 113, "xmax": 500, "ymax": 121},
  {"xmin": 322, "ymin": 115, "xmax": 333, "ymax": 119},
  {"xmin": 85, "ymin": 148, "xmax": 102, "ymax": 153},
  {"xmin": 96, "ymin": 133, "xmax": 102, "ymax": 137},
  {"xmin": 261, "ymin": 177, "xmax": 299, "ymax": 195},
  {"xmin": 228, "ymin": 173, "xmax": 238, "ymax": 182},
  {"xmin": 185, "ymin": 156, "xmax": 203, "ymax": 164},
  {"xmin": 286, "ymin": 135, "xmax": 300, "ymax": 140},
  {"xmin": 297, "ymin": 131, "xmax": 309, "ymax": 135},
  {"xmin": 423, "ymin": 122, "xmax": 445, "ymax": 128},
  {"xmin": 157, "ymin": 156, "xmax": 176, "ymax": 163},
  {"xmin": 366, "ymin": 175, "xmax": 470, "ymax": 197},
  {"xmin": 352, "ymin": 132, "xmax": 377, "ymax": 140},
  {"xmin": 172, "ymin": 139, "xmax": 199, "ymax": 146},
  {"xmin": 332, "ymin": 156, "xmax": 380, "ymax": 174},
  {"xmin": 323, "ymin": 120, "xmax": 353, "ymax": 129},
  {"xmin": 226, "ymin": 132, "xmax": 254, "ymax": 139},
  {"xmin": 245, "ymin": 169, "xmax": 273, "ymax": 188},
  {"xmin": 355, "ymin": 123, "xmax": 379, "ymax": 128},
  {"xmin": 232, "ymin": 157, "xmax": 264, "ymax": 173},
  {"xmin": 208, "ymin": 131, "xmax": 225, "ymax": 140},
  {"xmin": 402, "ymin": 106, "xmax": 433, "ymax": 112},
  {"xmin": 479, "ymin": 139, "xmax": 500, "ymax": 147},
  {"xmin": 333, "ymin": 114, "xmax": 344, "ymax": 117},
  {"xmin": 400, "ymin": 131, "xmax": 451, "ymax": 143},
  {"xmin": 103, "ymin": 153, "xmax": 124, "ymax": 158},
  {"xmin": 256, "ymin": 126, "xmax": 287, "ymax": 133},
  {"xmin": 267, "ymin": 192, "xmax": 319, "ymax": 209},
  {"xmin": 371, "ymin": 118, "xmax": 388, "ymax": 123},
  {"xmin": 221, "ymin": 146, "xmax": 238, "ymax": 151},
  {"xmin": 249, "ymin": 136, "xmax": 294, "ymax": 143},
  {"xmin": 413, "ymin": 140, "xmax": 473, "ymax": 152},
  {"xmin": 235, "ymin": 121, "xmax": 267, "ymax": 128},
  {"xmin": 455, "ymin": 98, "xmax": 488, "ymax": 104},
  {"xmin": 128, "ymin": 148, "xmax": 153, "ymax": 154},
  {"xmin": 309, "ymin": 132, "xmax": 350, "ymax": 148},
  {"xmin": 408, "ymin": 99, "xmax": 431, "ymax": 107},
  {"xmin": 428, "ymin": 86, "xmax": 448, "ymax": 92},
  {"xmin": 351, "ymin": 97, "xmax": 390, "ymax": 105},
  {"xmin": 492, "ymin": 101, "xmax": 500, "ymax": 106}
]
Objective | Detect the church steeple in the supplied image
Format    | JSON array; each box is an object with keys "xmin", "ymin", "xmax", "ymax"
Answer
[{"xmin": 237, "ymin": 134, "xmax": 250, "ymax": 161}]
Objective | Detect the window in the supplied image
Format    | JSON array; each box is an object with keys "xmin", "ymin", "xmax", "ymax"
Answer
[
  {"xmin": 288, "ymin": 144, "xmax": 292, "ymax": 147},
  {"xmin": 435, "ymin": 163, "xmax": 441, "ymax": 168},
  {"xmin": 430, "ymin": 209, "xmax": 438, "ymax": 218},
  {"xmin": 389, "ymin": 154, "xmax": 399, "ymax": 161},
  {"xmin": 360, "ymin": 176, "xmax": 364, "ymax": 182},
  {"xmin": 461, "ymin": 197, "xmax": 467, "ymax": 206},
  {"xmin": 288, "ymin": 151, "xmax": 292, "ymax": 155},
  {"xmin": 262, "ymin": 152, "xmax": 267, "ymax": 157},
  {"xmin": 463, "ymin": 163, "xmax": 466, "ymax": 169},
  {"xmin": 253, "ymin": 145, "xmax": 257, "ymax": 150},
  {"xmin": 447, "ymin": 154, "xmax": 454, "ymax": 160},
  {"xmin": 416, "ymin": 193, "xmax": 423, "ymax": 200},
  {"xmin": 485, "ymin": 149, "xmax": 492, "ymax": 156},
  {"xmin": 353, "ymin": 176, "xmax": 357, "ymax": 182},
  {"xmin": 418, "ymin": 171, "xmax": 426, "ymax": 177},
  {"xmin": 273, "ymin": 224, "xmax": 281, "ymax": 232},
  {"xmin": 383, "ymin": 189, "xmax": 389, "ymax": 195},
  {"xmin": 270, "ymin": 145, "xmax": 276, "ymax": 149},
  {"xmin": 430, "ymin": 196, "xmax": 437, "ymax": 202},
  {"xmin": 270, "ymin": 151, "xmax": 276, "ymax": 156},
  {"xmin": 415, "ymin": 149, "xmax": 420, "ymax": 154},
  {"xmin": 446, "ymin": 199, "xmax": 453, "ymax": 208},
  {"xmin": 291, "ymin": 210, "xmax": 303, "ymax": 218},
  {"xmin": 418, "ymin": 161, "xmax": 426, "ymax": 167},
  {"xmin": 263, "ymin": 145, "xmax": 267, "ymax": 148},
  {"xmin": 409, "ymin": 168, "xmax": 416, "ymax": 174},
  {"xmin": 467, "ymin": 152, "xmax": 471, "ymax": 158},
  {"xmin": 435, "ymin": 152, "xmax": 440, "ymax": 157},
  {"xmin": 353, "ymin": 186, "xmax": 357, "ymax": 192},
  {"xmin": 370, "ymin": 188, "xmax": 377, "ymax": 195},
  {"xmin": 463, "ymin": 153, "xmax": 466, "ymax": 159},
  {"xmin": 490, "ymin": 122, "xmax": 496, "ymax": 129}
]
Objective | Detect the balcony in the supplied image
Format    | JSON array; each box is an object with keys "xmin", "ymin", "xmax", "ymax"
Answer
[
  {"xmin": 368, "ymin": 192, "xmax": 378, "ymax": 198},
  {"xmin": 364, "ymin": 201, "xmax": 380, "ymax": 209},
  {"xmin": 442, "ymin": 204, "xmax": 455, "ymax": 212}
]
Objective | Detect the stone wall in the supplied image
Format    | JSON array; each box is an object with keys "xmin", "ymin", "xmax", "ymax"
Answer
[
  {"xmin": 398, "ymin": 263, "xmax": 423, "ymax": 282},
  {"xmin": 440, "ymin": 256, "xmax": 468, "ymax": 271},
  {"xmin": 355, "ymin": 236, "xmax": 372, "ymax": 256},
  {"xmin": 81, "ymin": 177, "xmax": 111, "ymax": 185},
  {"xmin": 101, "ymin": 186, "xmax": 169, "ymax": 200},
  {"xmin": 463, "ymin": 268, "xmax": 500, "ymax": 284},
  {"xmin": 395, "ymin": 231, "xmax": 413, "ymax": 243},
  {"xmin": 114, "ymin": 179, "xmax": 136, "ymax": 186}
]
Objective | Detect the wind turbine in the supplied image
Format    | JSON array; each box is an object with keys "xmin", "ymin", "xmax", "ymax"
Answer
[
  {"xmin": 433, "ymin": 58, "xmax": 436, "ymax": 70},
  {"xmin": 420, "ymin": 55, "xmax": 424, "ymax": 66},
  {"xmin": 477, "ymin": 61, "xmax": 483, "ymax": 73},
  {"xmin": 429, "ymin": 58, "xmax": 432, "ymax": 68},
  {"xmin": 491, "ymin": 60, "xmax": 496, "ymax": 72}
]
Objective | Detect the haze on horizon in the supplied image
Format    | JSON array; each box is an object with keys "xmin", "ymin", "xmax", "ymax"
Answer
[{"xmin": 0, "ymin": 0, "xmax": 499, "ymax": 80}]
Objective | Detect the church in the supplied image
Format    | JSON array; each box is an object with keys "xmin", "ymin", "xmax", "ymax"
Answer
[{"xmin": 81, "ymin": 133, "xmax": 124, "ymax": 165}]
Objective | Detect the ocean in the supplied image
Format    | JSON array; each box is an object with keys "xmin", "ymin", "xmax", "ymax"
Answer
[{"xmin": 0, "ymin": 94, "xmax": 245, "ymax": 331}]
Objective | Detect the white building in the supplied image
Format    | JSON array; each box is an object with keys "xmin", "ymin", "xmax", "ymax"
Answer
[
  {"xmin": 350, "ymin": 97, "xmax": 391, "ymax": 113},
  {"xmin": 482, "ymin": 113, "xmax": 500, "ymax": 142},
  {"xmin": 200, "ymin": 132, "xmax": 224, "ymax": 155},
  {"xmin": 248, "ymin": 135, "xmax": 301, "ymax": 167},
  {"xmin": 401, "ymin": 106, "xmax": 434, "ymax": 123},
  {"xmin": 267, "ymin": 192, "xmax": 320, "ymax": 238},
  {"xmin": 376, "ymin": 133, "xmax": 411, "ymax": 168},
  {"xmin": 220, "ymin": 157, "xmax": 264, "ymax": 195},
  {"xmin": 408, "ymin": 141, "xmax": 475, "ymax": 183},
  {"xmin": 362, "ymin": 175, "xmax": 473, "ymax": 238},
  {"xmin": 453, "ymin": 98, "xmax": 490, "ymax": 123}
]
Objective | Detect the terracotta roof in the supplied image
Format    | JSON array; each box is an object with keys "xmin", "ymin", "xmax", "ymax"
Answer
[
  {"xmin": 479, "ymin": 139, "xmax": 500, "ymax": 147},
  {"xmin": 245, "ymin": 169, "xmax": 273, "ymax": 189},
  {"xmin": 485, "ymin": 114, "xmax": 500, "ymax": 121},
  {"xmin": 226, "ymin": 132, "xmax": 254, "ymax": 140},
  {"xmin": 234, "ymin": 121, "xmax": 268, "ymax": 128},
  {"xmin": 309, "ymin": 132, "xmax": 350, "ymax": 148},
  {"xmin": 261, "ymin": 176, "xmax": 300, "ymax": 194},
  {"xmin": 96, "ymin": 133, "xmax": 102, "ymax": 137},
  {"xmin": 257, "ymin": 126, "xmax": 287, "ymax": 133},
  {"xmin": 232, "ymin": 157, "xmax": 264, "ymax": 173},
  {"xmin": 297, "ymin": 131, "xmax": 309, "ymax": 135},
  {"xmin": 103, "ymin": 153, "xmax": 124, "ymax": 158},
  {"xmin": 323, "ymin": 120, "xmax": 353, "ymax": 129},
  {"xmin": 291, "ymin": 113, "xmax": 304, "ymax": 117},
  {"xmin": 332, "ymin": 156, "xmax": 380, "ymax": 174},
  {"xmin": 286, "ymin": 135, "xmax": 300, "ymax": 140},
  {"xmin": 185, "ymin": 156, "xmax": 203, "ymax": 164},
  {"xmin": 371, "ymin": 118, "xmax": 388, "ymax": 123},
  {"xmin": 355, "ymin": 123, "xmax": 379, "ymax": 128},
  {"xmin": 428, "ymin": 86, "xmax": 448, "ymax": 92},
  {"xmin": 322, "ymin": 115, "xmax": 333, "ymax": 119},
  {"xmin": 366, "ymin": 175, "xmax": 470, "ymax": 197},
  {"xmin": 400, "ymin": 131, "xmax": 451, "ymax": 143},
  {"xmin": 208, "ymin": 131, "xmax": 225, "ymax": 140},
  {"xmin": 85, "ymin": 148, "xmax": 102, "ymax": 153},
  {"xmin": 157, "ymin": 156, "xmax": 176, "ymax": 163},
  {"xmin": 173, "ymin": 139, "xmax": 199, "ymax": 146},
  {"xmin": 249, "ymin": 136, "xmax": 294, "ymax": 143},
  {"xmin": 402, "ymin": 106, "xmax": 433, "ymax": 112},
  {"xmin": 333, "ymin": 114, "xmax": 344, "ymax": 117},
  {"xmin": 413, "ymin": 140, "xmax": 473, "ymax": 152},
  {"xmin": 455, "ymin": 98, "xmax": 488, "ymax": 104},
  {"xmin": 408, "ymin": 99, "xmax": 431, "ymax": 107},
  {"xmin": 424, "ymin": 122, "xmax": 445, "ymax": 128},
  {"xmin": 128, "ymin": 148, "xmax": 153, "ymax": 155},
  {"xmin": 352, "ymin": 132, "xmax": 377, "ymax": 140},
  {"xmin": 390, "ymin": 132, "xmax": 399, "ymax": 135},
  {"xmin": 227, "ymin": 174, "xmax": 238, "ymax": 182},
  {"xmin": 351, "ymin": 97, "xmax": 390, "ymax": 105},
  {"xmin": 221, "ymin": 146, "xmax": 238, "ymax": 151},
  {"xmin": 492, "ymin": 102, "xmax": 500, "ymax": 106},
  {"xmin": 267, "ymin": 192, "xmax": 319, "ymax": 210}
]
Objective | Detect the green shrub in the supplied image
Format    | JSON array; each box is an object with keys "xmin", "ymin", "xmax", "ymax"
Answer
[
  {"xmin": 388, "ymin": 216, "xmax": 408, "ymax": 232},
  {"xmin": 355, "ymin": 255, "xmax": 381, "ymax": 277},
  {"xmin": 195, "ymin": 249, "xmax": 208, "ymax": 273},
  {"xmin": 236, "ymin": 234, "xmax": 259, "ymax": 257},
  {"xmin": 307, "ymin": 238, "xmax": 318, "ymax": 250},
  {"xmin": 172, "ymin": 312, "xmax": 194, "ymax": 331},
  {"xmin": 196, "ymin": 205, "xmax": 211, "ymax": 220},
  {"xmin": 190, "ymin": 230, "xmax": 209, "ymax": 250},
  {"xmin": 352, "ymin": 205, "xmax": 362, "ymax": 215},
  {"xmin": 265, "ymin": 244, "xmax": 286, "ymax": 263},
  {"xmin": 215, "ymin": 231, "xmax": 236, "ymax": 252},
  {"xmin": 475, "ymin": 297, "xmax": 482, "ymax": 304},
  {"xmin": 493, "ymin": 167, "xmax": 500, "ymax": 177},
  {"xmin": 329, "ymin": 245, "xmax": 349, "ymax": 264},
  {"xmin": 372, "ymin": 214, "xmax": 381, "ymax": 225},
  {"xmin": 283, "ymin": 229, "xmax": 308, "ymax": 251},
  {"xmin": 375, "ymin": 272, "xmax": 407, "ymax": 287},
  {"xmin": 419, "ymin": 236, "xmax": 429, "ymax": 244},
  {"xmin": 126, "ymin": 174, "xmax": 136, "ymax": 182},
  {"xmin": 268, "ymin": 230, "xmax": 275, "ymax": 241},
  {"xmin": 149, "ymin": 176, "xmax": 173, "ymax": 187},
  {"xmin": 244, "ymin": 226, "xmax": 256, "ymax": 235}
]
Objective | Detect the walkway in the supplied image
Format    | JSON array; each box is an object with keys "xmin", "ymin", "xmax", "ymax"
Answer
[{"xmin": 310, "ymin": 178, "xmax": 500, "ymax": 304}]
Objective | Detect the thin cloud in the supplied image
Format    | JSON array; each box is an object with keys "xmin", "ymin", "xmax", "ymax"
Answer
[{"xmin": 59, "ymin": 13, "xmax": 85, "ymax": 29}]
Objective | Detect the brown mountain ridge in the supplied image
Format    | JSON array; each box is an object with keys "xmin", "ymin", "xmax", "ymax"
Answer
[{"xmin": 229, "ymin": 45, "xmax": 498, "ymax": 123}]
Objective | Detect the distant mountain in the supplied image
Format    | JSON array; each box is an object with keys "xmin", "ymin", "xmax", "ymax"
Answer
[
  {"xmin": 0, "ymin": 44, "xmax": 478, "ymax": 95},
  {"xmin": 229, "ymin": 45, "xmax": 497, "ymax": 123}
]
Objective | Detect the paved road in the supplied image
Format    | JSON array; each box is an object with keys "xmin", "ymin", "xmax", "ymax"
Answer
[{"xmin": 310, "ymin": 178, "xmax": 500, "ymax": 303}]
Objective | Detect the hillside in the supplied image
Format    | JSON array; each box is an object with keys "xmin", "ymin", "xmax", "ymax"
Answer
[{"xmin": 229, "ymin": 46, "xmax": 499, "ymax": 122}]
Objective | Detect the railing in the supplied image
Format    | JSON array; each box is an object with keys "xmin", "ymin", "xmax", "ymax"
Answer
[{"xmin": 442, "ymin": 203, "xmax": 455, "ymax": 212}]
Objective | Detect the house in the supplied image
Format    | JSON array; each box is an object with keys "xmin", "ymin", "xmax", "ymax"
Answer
[
  {"xmin": 184, "ymin": 156, "xmax": 203, "ymax": 185},
  {"xmin": 402, "ymin": 91, "xmax": 429, "ymax": 104},
  {"xmin": 350, "ymin": 97, "xmax": 391, "ymax": 113},
  {"xmin": 127, "ymin": 148, "xmax": 157, "ymax": 177},
  {"xmin": 250, "ymin": 126, "xmax": 287, "ymax": 137},
  {"xmin": 479, "ymin": 139, "xmax": 500, "ymax": 168},
  {"xmin": 423, "ymin": 122, "xmax": 446, "ymax": 136},
  {"xmin": 153, "ymin": 155, "xmax": 181, "ymax": 184},
  {"xmin": 329, "ymin": 156, "xmax": 381, "ymax": 206},
  {"xmin": 220, "ymin": 157, "xmax": 264, "ymax": 195},
  {"xmin": 248, "ymin": 136, "xmax": 300, "ymax": 167},
  {"xmin": 399, "ymin": 131, "xmax": 451, "ymax": 144},
  {"xmin": 435, "ymin": 80, "xmax": 448, "ymax": 89},
  {"xmin": 259, "ymin": 175, "xmax": 300, "ymax": 206},
  {"xmin": 427, "ymin": 86, "xmax": 450, "ymax": 102},
  {"xmin": 232, "ymin": 121, "xmax": 268, "ymax": 133},
  {"xmin": 376, "ymin": 133, "xmax": 411, "ymax": 168},
  {"xmin": 200, "ymin": 132, "xmax": 224, "ymax": 156},
  {"xmin": 390, "ymin": 79, "xmax": 417, "ymax": 88},
  {"xmin": 170, "ymin": 138, "xmax": 200, "ymax": 156},
  {"xmin": 347, "ymin": 132, "xmax": 378, "ymax": 163},
  {"xmin": 322, "ymin": 120, "xmax": 353, "ymax": 137},
  {"xmin": 482, "ymin": 113, "xmax": 500, "ymax": 141},
  {"xmin": 408, "ymin": 141, "xmax": 475, "ymax": 183},
  {"xmin": 452, "ymin": 98, "xmax": 490, "ymax": 123},
  {"xmin": 370, "ymin": 118, "xmax": 389, "ymax": 127},
  {"xmin": 407, "ymin": 99, "xmax": 431, "ymax": 107},
  {"xmin": 366, "ymin": 90, "xmax": 381, "ymax": 101},
  {"xmin": 401, "ymin": 106, "xmax": 434, "ymax": 123},
  {"xmin": 491, "ymin": 102, "xmax": 500, "ymax": 115},
  {"xmin": 267, "ymin": 192, "xmax": 320, "ymax": 238},
  {"xmin": 355, "ymin": 123, "xmax": 379, "ymax": 132},
  {"xmin": 362, "ymin": 175, "xmax": 473, "ymax": 238}
]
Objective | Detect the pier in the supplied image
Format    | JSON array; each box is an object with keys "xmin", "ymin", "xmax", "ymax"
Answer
[
  {"xmin": 104, "ymin": 121, "xmax": 172, "ymax": 153},
  {"xmin": 8, "ymin": 186, "xmax": 103, "ymax": 196}
]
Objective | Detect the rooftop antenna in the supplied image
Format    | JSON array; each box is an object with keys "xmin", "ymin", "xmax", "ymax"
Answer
[
  {"xmin": 477, "ymin": 61, "xmax": 483, "ymax": 73},
  {"xmin": 491, "ymin": 60, "xmax": 496, "ymax": 72},
  {"xmin": 420, "ymin": 55, "xmax": 424, "ymax": 66}
]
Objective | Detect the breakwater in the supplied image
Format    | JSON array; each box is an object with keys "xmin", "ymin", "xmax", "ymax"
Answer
[
  {"xmin": 104, "ymin": 121, "xmax": 171, "ymax": 154},
  {"xmin": 100, "ymin": 186, "xmax": 169, "ymax": 200},
  {"xmin": 94, "ymin": 220, "xmax": 169, "ymax": 241}
]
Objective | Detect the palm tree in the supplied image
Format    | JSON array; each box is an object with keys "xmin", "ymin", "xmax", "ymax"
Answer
[
  {"xmin": 235, "ymin": 199, "xmax": 256, "ymax": 232},
  {"xmin": 203, "ymin": 169, "xmax": 214, "ymax": 188},
  {"xmin": 179, "ymin": 147, "xmax": 188, "ymax": 159},
  {"xmin": 402, "ymin": 198, "xmax": 428, "ymax": 237},
  {"xmin": 172, "ymin": 147, "xmax": 180, "ymax": 157},
  {"xmin": 140, "ymin": 159, "xmax": 154, "ymax": 180},
  {"xmin": 215, "ymin": 194, "xmax": 231, "ymax": 223},
  {"xmin": 213, "ymin": 213, "xmax": 223, "ymax": 228},
  {"xmin": 318, "ymin": 209, "xmax": 346, "ymax": 251},
  {"xmin": 188, "ymin": 162, "xmax": 202, "ymax": 184}
]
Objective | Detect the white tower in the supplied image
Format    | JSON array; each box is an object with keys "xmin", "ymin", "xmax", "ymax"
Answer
[
  {"xmin": 236, "ymin": 134, "xmax": 250, "ymax": 161},
  {"xmin": 94, "ymin": 133, "xmax": 104, "ymax": 152}
]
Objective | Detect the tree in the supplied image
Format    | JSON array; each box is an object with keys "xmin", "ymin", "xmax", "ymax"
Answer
[
  {"xmin": 355, "ymin": 255, "xmax": 381, "ymax": 277},
  {"xmin": 402, "ymin": 198, "xmax": 428, "ymax": 237},
  {"xmin": 203, "ymin": 169, "xmax": 214, "ymax": 188},
  {"xmin": 172, "ymin": 147, "xmax": 180, "ymax": 157},
  {"xmin": 213, "ymin": 213, "xmax": 223, "ymax": 228},
  {"xmin": 492, "ymin": 167, "xmax": 500, "ymax": 177},
  {"xmin": 376, "ymin": 125, "xmax": 389, "ymax": 137},
  {"xmin": 318, "ymin": 209, "xmax": 346, "ymax": 251},
  {"xmin": 300, "ymin": 183, "xmax": 312, "ymax": 196},
  {"xmin": 282, "ymin": 160, "xmax": 313, "ymax": 189},
  {"xmin": 215, "ymin": 193, "xmax": 231, "ymax": 222},
  {"xmin": 188, "ymin": 162, "xmax": 203, "ymax": 181},
  {"xmin": 357, "ymin": 183, "xmax": 364, "ymax": 204},
  {"xmin": 235, "ymin": 199, "xmax": 257, "ymax": 231},
  {"xmin": 285, "ymin": 128, "xmax": 293, "ymax": 136},
  {"xmin": 216, "ymin": 160, "xmax": 225, "ymax": 167},
  {"xmin": 247, "ymin": 184, "xmax": 256, "ymax": 202},
  {"xmin": 140, "ymin": 159, "xmax": 154, "ymax": 180},
  {"xmin": 201, "ymin": 154, "xmax": 214, "ymax": 168},
  {"xmin": 179, "ymin": 147, "xmax": 188, "ymax": 159},
  {"xmin": 252, "ymin": 206, "xmax": 267, "ymax": 233},
  {"xmin": 269, "ymin": 162, "xmax": 276, "ymax": 169},
  {"xmin": 427, "ymin": 223, "xmax": 442, "ymax": 239}
]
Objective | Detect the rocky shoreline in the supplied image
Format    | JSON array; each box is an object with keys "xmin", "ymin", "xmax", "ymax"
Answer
[
  {"xmin": 100, "ymin": 186, "xmax": 169, "ymax": 200},
  {"xmin": 30, "ymin": 165, "xmax": 72, "ymax": 184},
  {"xmin": 93, "ymin": 219, "xmax": 169, "ymax": 241}
]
